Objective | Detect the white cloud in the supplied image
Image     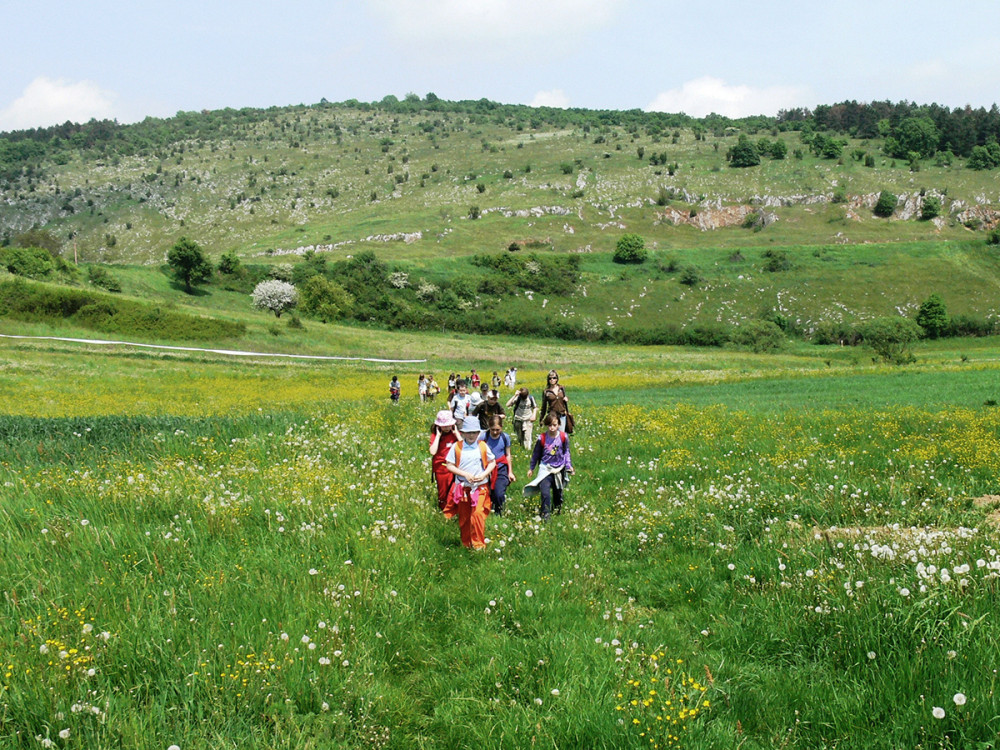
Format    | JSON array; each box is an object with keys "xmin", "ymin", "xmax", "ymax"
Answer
[
  {"xmin": 0, "ymin": 77, "xmax": 119, "ymax": 131},
  {"xmin": 647, "ymin": 76, "xmax": 812, "ymax": 118},
  {"xmin": 368, "ymin": 0, "xmax": 625, "ymax": 43},
  {"xmin": 530, "ymin": 89, "xmax": 570, "ymax": 108}
]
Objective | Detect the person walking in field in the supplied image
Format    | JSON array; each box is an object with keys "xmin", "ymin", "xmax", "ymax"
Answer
[
  {"xmin": 429, "ymin": 410, "xmax": 460, "ymax": 513},
  {"xmin": 483, "ymin": 415, "xmax": 515, "ymax": 516},
  {"xmin": 491, "ymin": 371, "xmax": 502, "ymax": 390},
  {"xmin": 540, "ymin": 370, "xmax": 570, "ymax": 432},
  {"xmin": 444, "ymin": 416, "xmax": 496, "ymax": 550},
  {"xmin": 427, "ymin": 375, "xmax": 440, "ymax": 402},
  {"xmin": 470, "ymin": 369, "xmax": 480, "ymax": 389},
  {"xmin": 389, "ymin": 375, "xmax": 401, "ymax": 404},
  {"xmin": 449, "ymin": 379, "xmax": 473, "ymax": 422},
  {"xmin": 506, "ymin": 387, "xmax": 538, "ymax": 448},
  {"xmin": 524, "ymin": 413, "xmax": 574, "ymax": 521},
  {"xmin": 417, "ymin": 374, "xmax": 428, "ymax": 403},
  {"xmin": 474, "ymin": 389, "xmax": 505, "ymax": 430}
]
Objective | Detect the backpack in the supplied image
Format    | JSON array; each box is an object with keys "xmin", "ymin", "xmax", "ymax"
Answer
[
  {"xmin": 538, "ymin": 431, "xmax": 567, "ymax": 452},
  {"xmin": 516, "ymin": 394, "xmax": 536, "ymax": 412}
]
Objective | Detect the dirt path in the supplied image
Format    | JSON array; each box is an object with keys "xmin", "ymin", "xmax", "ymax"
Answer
[{"xmin": 0, "ymin": 333, "xmax": 427, "ymax": 363}]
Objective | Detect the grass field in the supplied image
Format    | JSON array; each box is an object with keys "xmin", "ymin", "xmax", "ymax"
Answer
[{"xmin": 2, "ymin": 336, "xmax": 1000, "ymax": 748}]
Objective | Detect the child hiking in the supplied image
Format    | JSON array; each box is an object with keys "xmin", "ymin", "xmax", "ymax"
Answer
[
  {"xmin": 523, "ymin": 413, "xmax": 574, "ymax": 521},
  {"xmin": 444, "ymin": 416, "xmax": 497, "ymax": 550},
  {"xmin": 429, "ymin": 410, "xmax": 460, "ymax": 514},
  {"xmin": 483, "ymin": 415, "xmax": 515, "ymax": 516}
]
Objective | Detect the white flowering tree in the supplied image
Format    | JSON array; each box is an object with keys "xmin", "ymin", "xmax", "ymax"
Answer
[{"xmin": 251, "ymin": 279, "xmax": 298, "ymax": 318}]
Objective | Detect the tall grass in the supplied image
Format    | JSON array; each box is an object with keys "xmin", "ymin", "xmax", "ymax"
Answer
[{"xmin": 2, "ymin": 351, "xmax": 1000, "ymax": 747}]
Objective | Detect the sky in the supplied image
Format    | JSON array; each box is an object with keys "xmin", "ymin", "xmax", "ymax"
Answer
[{"xmin": 3, "ymin": 0, "xmax": 1000, "ymax": 132}]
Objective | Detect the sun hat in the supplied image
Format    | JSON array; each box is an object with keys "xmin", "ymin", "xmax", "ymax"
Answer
[
  {"xmin": 460, "ymin": 416, "xmax": 482, "ymax": 433},
  {"xmin": 434, "ymin": 410, "xmax": 456, "ymax": 427}
]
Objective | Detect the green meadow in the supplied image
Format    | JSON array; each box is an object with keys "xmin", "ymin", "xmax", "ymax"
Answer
[
  {"xmin": 2, "ymin": 335, "xmax": 1000, "ymax": 748},
  {"xmin": 5, "ymin": 97, "xmax": 1000, "ymax": 748}
]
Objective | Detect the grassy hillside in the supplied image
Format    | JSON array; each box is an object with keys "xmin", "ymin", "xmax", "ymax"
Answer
[{"xmin": 3, "ymin": 100, "xmax": 1000, "ymax": 269}]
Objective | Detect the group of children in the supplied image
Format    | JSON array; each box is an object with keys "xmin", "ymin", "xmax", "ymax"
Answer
[
  {"xmin": 392, "ymin": 369, "xmax": 520, "ymax": 405},
  {"xmin": 427, "ymin": 372, "xmax": 574, "ymax": 550}
]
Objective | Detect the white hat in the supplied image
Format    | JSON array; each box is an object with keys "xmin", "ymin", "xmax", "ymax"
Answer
[{"xmin": 460, "ymin": 416, "xmax": 481, "ymax": 433}]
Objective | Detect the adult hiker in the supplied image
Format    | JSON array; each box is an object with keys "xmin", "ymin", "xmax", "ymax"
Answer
[
  {"xmin": 540, "ymin": 370, "xmax": 571, "ymax": 433},
  {"xmin": 506, "ymin": 387, "xmax": 538, "ymax": 449}
]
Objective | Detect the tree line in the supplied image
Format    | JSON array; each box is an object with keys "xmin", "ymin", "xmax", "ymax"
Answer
[{"xmin": 5, "ymin": 95, "xmax": 1000, "ymax": 182}]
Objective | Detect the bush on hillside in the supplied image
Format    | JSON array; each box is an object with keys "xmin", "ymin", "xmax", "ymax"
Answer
[
  {"xmin": 87, "ymin": 264, "xmax": 122, "ymax": 293},
  {"xmin": 0, "ymin": 246, "xmax": 56, "ymax": 279},
  {"xmin": 915, "ymin": 294, "xmax": 949, "ymax": 338},
  {"xmin": 727, "ymin": 135, "xmax": 760, "ymax": 168},
  {"xmin": 613, "ymin": 233, "xmax": 647, "ymax": 264},
  {"xmin": 920, "ymin": 195, "xmax": 941, "ymax": 221},
  {"xmin": 873, "ymin": 191, "xmax": 897, "ymax": 218}
]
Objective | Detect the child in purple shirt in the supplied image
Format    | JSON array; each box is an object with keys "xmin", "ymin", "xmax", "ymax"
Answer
[{"xmin": 524, "ymin": 413, "xmax": 574, "ymax": 520}]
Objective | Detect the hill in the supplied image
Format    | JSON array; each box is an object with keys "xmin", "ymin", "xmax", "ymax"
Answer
[{"xmin": 3, "ymin": 96, "xmax": 1000, "ymax": 349}]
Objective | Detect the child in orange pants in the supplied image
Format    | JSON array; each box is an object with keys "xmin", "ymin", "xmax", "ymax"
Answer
[{"xmin": 445, "ymin": 416, "xmax": 496, "ymax": 550}]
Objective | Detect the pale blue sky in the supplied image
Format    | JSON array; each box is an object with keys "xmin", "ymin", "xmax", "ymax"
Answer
[{"xmin": 3, "ymin": 0, "xmax": 999, "ymax": 131}]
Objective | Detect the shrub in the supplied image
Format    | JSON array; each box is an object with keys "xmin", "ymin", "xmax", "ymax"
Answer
[
  {"xmin": 218, "ymin": 250, "xmax": 241, "ymax": 275},
  {"xmin": 167, "ymin": 237, "xmax": 213, "ymax": 293},
  {"xmin": 0, "ymin": 278, "xmax": 244, "ymax": 340},
  {"xmin": 613, "ymin": 233, "xmax": 647, "ymax": 264},
  {"xmin": 86, "ymin": 265, "xmax": 122, "ymax": 293},
  {"xmin": 731, "ymin": 320, "xmax": 785, "ymax": 353},
  {"xmin": 299, "ymin": 276, "xmax": 353, "ymax": 322},
  {"xmin": 860, "ymin": 316, "xmax": 922, "ymax": 364},
  {"xmin": 812, "ymin": 321, "xmax": 862, "ymax": 346},
  {"xmin": 873, "ymin": 191, "xmax": 897, "ymax": 218},
  {"xmin": 762, "ymin": 249, "xmax": 791, "ymax": 272},
  {"xmin": 0, "ymin": 246, "xmax": 55, "ymax": 279},
  {"xmin": 679, "ymin": 266, "xmax": 701, "ymax": 286},
  {"xmin": 920, "ymin": 196, "xmax": 941, "ymax": 221},
  {"xmin": 251, "ymin": 280, "xmax": 298, "ymax": 318},
  {"xmin": 727, "ymin": 135, "xmax": 760, "ymax": 168}
]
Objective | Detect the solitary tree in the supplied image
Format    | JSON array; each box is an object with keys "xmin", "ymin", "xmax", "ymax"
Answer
[
  {"xmin": 167, "ymin": 237, "xmax": 213, "ymax": 293},
  {"xmin": 916, "ymin": 294, "xmax": 949, "ymax": 339},
  {"xmin": 727, "ymin": 135, "xmax": 760, "ymax": 168},
  {"xmin": 251, "ymin": 280, "xmax": 298, "ymax": 318}
]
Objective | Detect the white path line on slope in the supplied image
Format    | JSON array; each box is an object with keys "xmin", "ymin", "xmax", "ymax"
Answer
[{"xmin": 0, "ymin": 334, "xmax": 427, "ymax": 363}]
